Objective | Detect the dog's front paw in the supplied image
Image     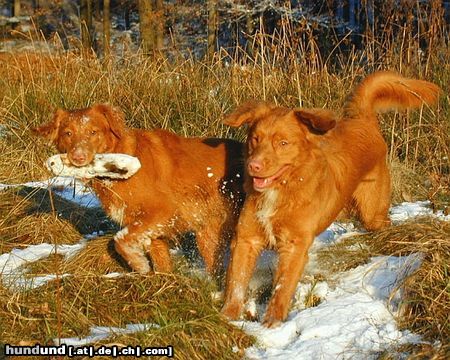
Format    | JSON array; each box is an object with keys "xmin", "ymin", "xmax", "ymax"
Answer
[
  {"xmin": 221, "ymin": 302, "xmax": 242, "ymax": 320},
  {"xmin": 262, "ymin": 305, "xmax": 285, "ymax": 328}
]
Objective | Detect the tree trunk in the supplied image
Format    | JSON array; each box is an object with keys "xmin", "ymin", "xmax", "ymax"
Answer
[
  {"xmin": 103, "ymin": 0, "xmax": 111, "ymax": 56},
  {"xmin": 12, "ymin": 0, "xmax": 20, "ymax": 29},
  {"xmin": 94, "ymin": 0, "xmax": 101, "ymax": 20},
  {"xmin": 207, "ymin": 0, "xmax": 218, "ymax": 60},
  {"xmin": 80, "ymin": 0, "xmax": 93, "ymax": 51},
  {"xmin": 246, "ymin": 11, "xmax": 254, "ymax": 56},
  {"xmin": 154, "ymin": 0, "xmax": 164, "ymax": 52},
  {"xmin": 13, "ymin": 0, "xmax": 21, "ymax": 16},
  {"xmin": 124, "ymin": 7, "xmax": 131, "ymax": 30},
  {"xmin": 138, "ymin": 0, "xmax": 154, "ymax": 55}
]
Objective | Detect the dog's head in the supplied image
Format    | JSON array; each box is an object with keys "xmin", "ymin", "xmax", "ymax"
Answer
[
  {"xmin": 33, "ymin": 104, "xmax": 126, "ymax": 167},
  {"xmin": 224, "ymin": 101, "xmax": 337, "ymax": 192}
]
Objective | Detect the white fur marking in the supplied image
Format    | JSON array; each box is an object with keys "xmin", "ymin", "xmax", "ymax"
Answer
[
  {"xmin": 114, "ymin": 227, "xmax": 129, "ymax": 241},
  {"xmin": 102, "ymin": 179, "xmax": 113, "ymax": 188},
  {"xmin": 140, "ymin": 231, "xmax": 153, "ymax": 249},
  {"xmin": 232, "ymin": 283, "xmax": 245, "ymax": 301},
  {"xmin": 256, "ymin": 188, "xmax": 278, "ymax": 248},
  {"xmin": 109, "ymin": 204, "xmax": 126, "ymax": 224}
]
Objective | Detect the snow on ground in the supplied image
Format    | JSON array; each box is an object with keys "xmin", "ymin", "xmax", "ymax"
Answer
[
  {"xmin": 0, "ymin": 176, "xmax": 448, "ymax": 355},
  {"xmin": 0, "ymin": 242, "xmax": 85, "ymax": 290},
  {"xmin": 240, "ymin": 255, "xmax": 424, "ymax": 360},
  {"xmin": 390, "ymin": 200, "xmax": 450, "ymax": 222},
  {"xmin": 0, "ymin": 176, "xmax": 101, "ymax": 208},
  {"xmin": 54, "ymin": 324, "xmax": 160, "ymax": 346}
]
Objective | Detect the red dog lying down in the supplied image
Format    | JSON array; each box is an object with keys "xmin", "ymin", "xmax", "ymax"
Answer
[
  {"xmin": 221, "ymin": 71, "xmax": 440, "ymax": 327},
  {"xmin": 33, "ymin": 104, "xmax": 244, "ymax": 275}
]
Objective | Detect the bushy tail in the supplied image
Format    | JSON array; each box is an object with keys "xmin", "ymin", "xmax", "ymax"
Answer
[{"xmin": 344, "ymin": 71, "xmax": 440, "ymax": 119}]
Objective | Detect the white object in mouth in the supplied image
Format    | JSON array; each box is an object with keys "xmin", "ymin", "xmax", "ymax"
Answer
[{"xmin": 46, "ymin": 153, "xmax": 141, "ymax": 179}]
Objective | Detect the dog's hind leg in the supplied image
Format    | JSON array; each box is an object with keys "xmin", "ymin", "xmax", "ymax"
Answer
[
  {"xmin": 146, "ymin": 237, "xmax": 172, "ymax": 273},
  {"xmin": 196, "ymin": 220, "xmax": 226, "ymax": 276},
  {"xmin": 196, "ymin": 195, "xmax": 242, "ymax": 278},
  {"xmin": 114, "ymin": 220, "xmax": 172, "ymax": 274},
  {"xmin": 352, "ymin": 161, "xmax": 392, "ymax": 231}
]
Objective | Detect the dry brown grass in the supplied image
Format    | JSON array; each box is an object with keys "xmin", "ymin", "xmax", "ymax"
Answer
[
  {"xmin": 0, "ymin": 43, "xmax": 448, "ymax": 187},
  {"xmin": 63, "ymin": 235, "xmax": 127, "ymax": 275},
  {"xmin": 0, "ymin": 186, "xmax": 113, "ymax": 254},
  {"xmin": 390, "ymin": 160, "xmax": 430, "ymax": 204},
  {"xmin": 0, "ymin": 188, "xmax": 81, "ymax": 253},
  {"xmin": 0, "ymin": 273, "xmax": 253, "ymax": 359},
  {"xmin": 368, "ymin": 219, "xmax": 449, "ymax": 350}
]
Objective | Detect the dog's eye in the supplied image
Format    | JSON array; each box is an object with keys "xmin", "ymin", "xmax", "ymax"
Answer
[
  {"xmin": 64, "ymin": 131, "xmax": 72, "ymax": 137},
  {"xmin": 280, "ymin": 140, "xmax": 289, "ymax": 146},
  {"xmin": 90, "ymin": 130, "xmax": 97, "ymax": 136}
]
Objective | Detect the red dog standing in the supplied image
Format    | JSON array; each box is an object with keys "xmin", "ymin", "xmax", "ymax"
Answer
[
  {"xmin": 221, "ymin": 72, "xmax": 440, "ymax": 327},
  {"xmin": 34, "ymin": 104, "xmax": 244, "ymax": 275}
]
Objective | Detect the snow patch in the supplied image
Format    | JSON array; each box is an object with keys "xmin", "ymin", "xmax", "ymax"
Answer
[
  {"xmin": 0, "ymin": 242, "xmax": 85, "ymax": 289},
  {"xmin": 54, "ymin": 323, "xmax": 160, "ymax": 346},
  {"xmin": 239, "ymin": 255, "xmax": 424, "ymax": 359},
  {"xmin": 0, "ymin": 176, "xmax": 101, "ymax": 208},
  {"xmin": 390, "ymin": 201, "xmax": 450, "ymax": 222}
]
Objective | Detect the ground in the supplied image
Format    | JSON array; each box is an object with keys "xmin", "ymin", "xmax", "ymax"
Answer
[{"xmin": 0, "ymin": 176, "xmax": 448, "ymax": 359}]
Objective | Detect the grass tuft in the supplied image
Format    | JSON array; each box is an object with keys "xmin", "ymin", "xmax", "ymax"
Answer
[
  {"xmin": 63, "ymin": 235, "xmax": 128, "ymax": 275},
  {"xmin": 0, "ymin": 188, "xmax": 82, "ymax": 253}
]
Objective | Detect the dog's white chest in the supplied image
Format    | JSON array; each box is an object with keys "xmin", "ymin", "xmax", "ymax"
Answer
[{"xmin": 255, "ymin": 188, "xmax": 278, "ymax": 248}]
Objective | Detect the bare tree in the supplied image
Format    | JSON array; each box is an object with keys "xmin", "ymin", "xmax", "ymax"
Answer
[
  {"xmin": 246, "ymin": 10, "xmax": 255, "ymax": 56},
  {"xmin": 124, "ymin": 6, "xmax": 131, "ymax": 30},
  {"xmin": 154, "ymin": 0, "xmax": 164, "ymax": 52},
  {"xmin": 94, "ymin": 0, "xmax": 101, "ymax": 20},
  {"xmin": 10, "ymin": 0, "xmax": 21, "ymax": 30},
  {"xmin": 13, "ymin": 0, "xmax": 20, "ymax": 17},
  {"xmin": 80, "ymin": 0, "xmax": 93, "ymax": 51},
  {"xmin": 138, "ymin": 0, "xmax": 154, "ymax": 55},
  {"xmin": 207, "ymin": 0, "xmax": 218, "ymax": 59},
  {"xmin": 103, "ymin": 0, "xmax": 111, "ymax": 56}
]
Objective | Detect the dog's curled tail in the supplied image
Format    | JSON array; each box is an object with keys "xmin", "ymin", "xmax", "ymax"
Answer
[{"xmin": 344, "ymin": 71, "xmax": 440, "ymax": 119}]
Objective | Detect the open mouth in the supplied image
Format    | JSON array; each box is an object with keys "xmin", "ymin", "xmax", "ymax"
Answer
[{"xmin": 251, "ymin": 166, "xmax": 289, "ymax": 190}]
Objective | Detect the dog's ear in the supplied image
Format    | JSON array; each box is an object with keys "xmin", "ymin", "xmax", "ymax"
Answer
[
  {"xmin": 32, "ymin": 109, "xmax": 66, "ymax": 143},
  {"xmin": 93, "ymin": 104, "xmax": 126, "ymax": 139},
  {"xmin": 294, "ymin": 108, "xmax": 337, "ymax": 135},
  {"xmin": 224, "ymin": 101, "xmax": 274, "ymax": 127}
]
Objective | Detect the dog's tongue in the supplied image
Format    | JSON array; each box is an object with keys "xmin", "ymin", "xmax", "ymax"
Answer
[{"xmin": 253, "ymin": 176, "xmax": 273, "ymax": 189}]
